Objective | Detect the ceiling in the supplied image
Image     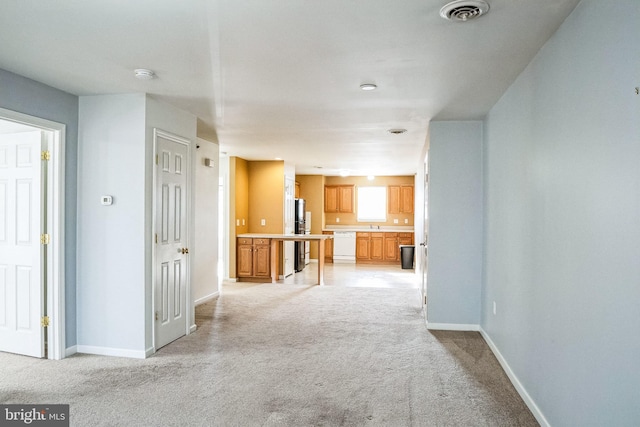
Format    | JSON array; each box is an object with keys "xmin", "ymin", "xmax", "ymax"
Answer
[{"xmin": 0, "ymin": 0, "xmax": 580, "ymax": 176}]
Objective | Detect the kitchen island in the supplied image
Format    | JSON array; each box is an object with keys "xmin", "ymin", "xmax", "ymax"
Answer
[{"xmin": 237, "ymin": 234, "xmax": 334, "ymax": 285}]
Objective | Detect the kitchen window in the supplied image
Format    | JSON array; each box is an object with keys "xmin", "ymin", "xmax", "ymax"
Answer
[{"xmin": 357, "ymin": 186, "xmax": 386, "ymax": 222}]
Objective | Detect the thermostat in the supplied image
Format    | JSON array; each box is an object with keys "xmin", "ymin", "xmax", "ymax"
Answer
[{"xmin": 101, "ymin": 195, "xmax": 113, "ymax": 206}]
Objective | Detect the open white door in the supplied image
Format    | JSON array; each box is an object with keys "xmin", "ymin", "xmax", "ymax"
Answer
[
  {"xmin": 154, "ymin": 130, "xmax": 190, "ymax": 350},
  {"xmin": 0, "ymin": 130, "xmax": 45, "ymax": 358}
]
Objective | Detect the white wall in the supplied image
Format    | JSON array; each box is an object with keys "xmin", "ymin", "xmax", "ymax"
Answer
[
  {"xmin": 77, "ymin": 94, "xmax": 197, "ymax": 357},
  {"xmin": 482, "ymin": 0, "xmax": 640, "ymax": 425},
  {"xmin": 427, "ymin": 121, "xmax": 483, "ymax": 328},
  {"xmin": 193, "ymin": 137, "xmax": 220, "ymax": 305},
  {"xmin": 77, "ymin": 94, "xmax": 147, "ymax": 355}
]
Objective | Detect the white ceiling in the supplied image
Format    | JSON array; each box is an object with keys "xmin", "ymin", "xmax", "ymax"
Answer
[{"xmin": 0, "ymin": 0, "xmax": 580, "ymax": 175}]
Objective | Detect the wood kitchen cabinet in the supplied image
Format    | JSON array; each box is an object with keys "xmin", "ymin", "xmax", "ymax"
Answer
[
  {"xmin": 388, "ymin": 185, "xmax": 414, "ymax": 214},
  {"xmin": 356, "ymin": 232, "xmax": 370, "ymax": 260},
  {"xmin": 356, "ymin": 232, "xmax": 384, "ymax": 260},
  {"xmin": 356, "ymin": 231, "xmax": 414, "ymax": 264},
  {"xmin": 324, "ymin": 185, "xmax": 354, "ymax": 213},
  {"xmin": 237, "ymin": 238, "xmax": 271, "ymax": 281},
  {"xmin": 323, "ymin": 231, "xmax": 334, "ymax": 263},
  {"xmin": 383, "ymin": 233, "xmax": 399, "ymax": 261}
]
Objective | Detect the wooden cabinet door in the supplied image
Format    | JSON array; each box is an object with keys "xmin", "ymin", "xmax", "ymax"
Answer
[
  {"xmin": 398, "ymin": 232, "xmax": 413, "ymax": 246},
  {"xmin": 339, "ymin": 186, "xmax": 354, "ymax": 213},
  {"xmin": 383, "ymin": 233, "xmax": 398, "ymax": 260},
  {"xmin": 388, "ymin": 186, "xmax": 401, "ymax": 214},
  {"xmin": 237, "ymin": 243, "xmax": 253, "ymax": 277},
  {"xmin": 253, "ymin": 244, "xmax": 271, "ymax": 277},
  {"xmin": 370, "ymin": 233, "xmax": 384, "ymax": 260},
  {"xmin": 356, "ymin": 233, "xmax": 370, "ymax": 260},
  {"xmin": 401, "ymin": 185, "xmax": 414, "ymax": 213},
  {"xmin": 323, "ymin": 231, "xmax": 334, "ymax": 262},
  {"xmin": 324, "ymin": 186, "xmax": 338, "ymax": 212}
]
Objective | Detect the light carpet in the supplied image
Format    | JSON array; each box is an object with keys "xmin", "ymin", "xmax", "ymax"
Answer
[{"xmin": 0, "ymin": 282, "xmax": 537, "ymax": 426}]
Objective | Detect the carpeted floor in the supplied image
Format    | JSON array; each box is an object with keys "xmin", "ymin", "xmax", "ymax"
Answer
[{"xmin": 0, "ymin": 281, "xmax": 538, "ymax": 426}]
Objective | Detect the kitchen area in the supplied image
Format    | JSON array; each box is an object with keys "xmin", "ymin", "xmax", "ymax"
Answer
[{"xmin": 229, "ymin": 158, "xmax": 416, "ymax": 284}]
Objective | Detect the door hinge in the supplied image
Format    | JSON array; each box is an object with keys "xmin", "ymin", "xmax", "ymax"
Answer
[
  {"xmin": 155, "ymin": 311, "xmax": 159, "ymax": 321},
  {"xmin": 155, "ymin": 154, "xmax": 159, "ymax": 165},
  {"xmin": 424, "ymin": 295, "xmax": 427, "ymax": 305},
  {"xmin": 155, "ymin": 233, "xmax": 158, "ymax": 244},
  {"xmin": 41, "ymin": 316, "xmax": 50, "ymax": 327},
  {"xmin": 41, "ymin": 234, "xmax": 50, "ymax": 245},
  {"xmin": 41, "ymin": 150, "xmax": 51, "ymax": 161}
]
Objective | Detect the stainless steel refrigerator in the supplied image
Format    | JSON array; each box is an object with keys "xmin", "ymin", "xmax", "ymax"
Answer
[{"xmin": 294, "ymin": 198, "xmax": 305, "ymax": 272}]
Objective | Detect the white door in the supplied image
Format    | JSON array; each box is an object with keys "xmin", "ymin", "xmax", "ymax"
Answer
[
  {"xmin": 0, "ymin": 131, "xmax": 45, "ymax": 357},
  {"xmin": 154, "ymin": 131, "xmax": 190, "ymax": 349},
  {"xmin": 421, "ymin": 161, "xmax": 429, "ymax": 308}
]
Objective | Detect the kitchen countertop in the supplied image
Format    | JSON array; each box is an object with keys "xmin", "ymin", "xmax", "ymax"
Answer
[
  {"xmin": 322, "ymin": 226, "xmax": 414, "ymax": 232},
  {"xmin": 238, "ymin": 233, "xmax": 333, "ymax": 240}
]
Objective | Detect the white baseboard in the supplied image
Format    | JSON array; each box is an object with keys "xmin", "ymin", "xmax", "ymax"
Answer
[
  {"xmin": 145, "ymin": 346, "xmax": 155, "ymax": 358},
  {"xmin": 194, "ymin": 291, "xmax": 220, "ymax": 306},
  {"xmin": 65, "ymin": 345, "xmax": 77, "ymax": 358},
  {"xmin": 76, "ymin": 345, "xmax": 147, "ymax": 359},
  {"xmin": 479, "ymin": 327, "xmax": 549, "ymax": 427},
  {"xmin": 189, "ymin": 324, "xmax": 197, "ymax": 333},
  {"xmin": 426, "ymin": 322, "xmax": 480, "ymax": 331}
]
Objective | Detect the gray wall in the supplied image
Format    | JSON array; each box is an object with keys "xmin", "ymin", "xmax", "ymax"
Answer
[
  {"xmin": 0, "ymin": 68, "xmax": 78, "ymax": 347},
  {"xmin": 482, "ymin": 0, "xmax": 640, "ymax": 424},
  {"xmin": 427, "ymin": 121, "xmax": 483, "ymax": 327}
]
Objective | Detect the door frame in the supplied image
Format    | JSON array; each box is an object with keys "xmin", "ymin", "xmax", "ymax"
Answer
[
  {"xmin": 151, "ymin": 128, "xmax": 193, "ymax": 352},
  {"xmin": 0, "ymin": 107, "xmax": 66, "ymax": 360}
]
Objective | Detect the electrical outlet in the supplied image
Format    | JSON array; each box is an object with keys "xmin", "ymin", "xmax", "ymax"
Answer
[
  {"xmin": 493, "ymin": 301, "xmax": 497, "ymax": 315},
  {"xmin": 336, "ymin": 217, "xmax": 340, "ymax": 223},
  {"xmin": 261, "ymin": 219, "xmax": 266, "ymax": 226},
  {"xmin": 236, "ymin": 219, "xmax": 240, "ymax": 226},
  {"xmin": 393, "ymin": 219, "xmax": 398, "ymax": 224},
  {"xmin": 242, "ymin": 219, "xmax": 245, "ymax": 226},
  {"xmin": 404, "ymin": 218, "xmax": 409, "ymax": 224}
]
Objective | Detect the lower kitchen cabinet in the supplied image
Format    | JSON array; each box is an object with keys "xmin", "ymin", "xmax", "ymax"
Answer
[
  {"xmin": 237, "ymin": 238, "xmax": 271, "ymax": 281},
  {"xmin": 356, "ymin": 231, "xmax": 414, "ymax": 264},
  {"xmin": 323, "ymin": 231, "xmax": 334, "ymax": 263}
]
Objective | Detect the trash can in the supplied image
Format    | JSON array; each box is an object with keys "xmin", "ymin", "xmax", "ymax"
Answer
[{"xmin": 399, "ymin": 245, "xmax": 415, "ymax": 269}]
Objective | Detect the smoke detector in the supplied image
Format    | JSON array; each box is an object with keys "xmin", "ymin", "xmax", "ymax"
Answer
[{"xmin": 440, "ymin": 0, "xmax": 490, "ymax": 22}]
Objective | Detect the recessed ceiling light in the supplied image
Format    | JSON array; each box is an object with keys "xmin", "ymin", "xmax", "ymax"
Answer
[
  {"xmin": 367, "ymin": 175, "xmax": 375, "ymax": 181},
  {"xmin": 388, "ymin": 128, "xmax": 407, "ymax": 134},
  {"xmin": 134, "ymin": 69, "xmax": 156, "ymax": 80},
  {"xmin": 339, "ymin": 170, "xmax": 350, "ymax": 177},
  {"xmin": 275, "ymin": 157, "xmax": 282, "ymax": 160},
  {"xmin": 360, "ymin": 83, "xmax": 377, "ymax": 91}
]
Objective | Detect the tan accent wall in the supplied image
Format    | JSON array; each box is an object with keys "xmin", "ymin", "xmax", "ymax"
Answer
[
  {"xmin": 248, "ymin": 161, "xmax": 284, "ymax": 233},
  {"xmin": 324, "ymin": 176, "xmax": 415, "ymax": 227},
  {"xmin": 229, "ymin": 157, "xmax": 249, "ymax": 278},
  {"xmin": 295, "ymin": 175, "xmax": 325, "ymax": 258}
]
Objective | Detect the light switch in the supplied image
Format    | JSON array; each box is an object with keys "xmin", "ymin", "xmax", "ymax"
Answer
[
  {"xmin": 261, "ymin": 219, "xmax": 266, "ymax": 226},
  {"xmin": 236, "ymin": 219, "xmax": 240, "ymax": 226}
]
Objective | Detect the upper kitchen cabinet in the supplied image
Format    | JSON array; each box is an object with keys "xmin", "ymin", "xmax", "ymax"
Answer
[
  {"xmin": 388, "ymin": 185, "xmax": 414, "ymax": 214},
  {"xmin": 324, "ymin": 185, "xmax": 354, "ymax": 213}
]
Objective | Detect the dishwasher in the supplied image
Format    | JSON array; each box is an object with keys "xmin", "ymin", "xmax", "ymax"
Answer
[{"xmin": 332, "ymin": 231, "xmax": 356, "ymax": 263}]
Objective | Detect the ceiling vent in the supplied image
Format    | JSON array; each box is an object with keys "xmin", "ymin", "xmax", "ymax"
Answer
[{"xmin": 440, "ymin": 0, "xmax": 490, "ymax": 22}]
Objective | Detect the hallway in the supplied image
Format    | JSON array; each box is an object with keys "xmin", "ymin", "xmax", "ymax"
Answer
[{"xmin": 0, "ymin": 264, "xmax": 536, "ymax": 426}]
